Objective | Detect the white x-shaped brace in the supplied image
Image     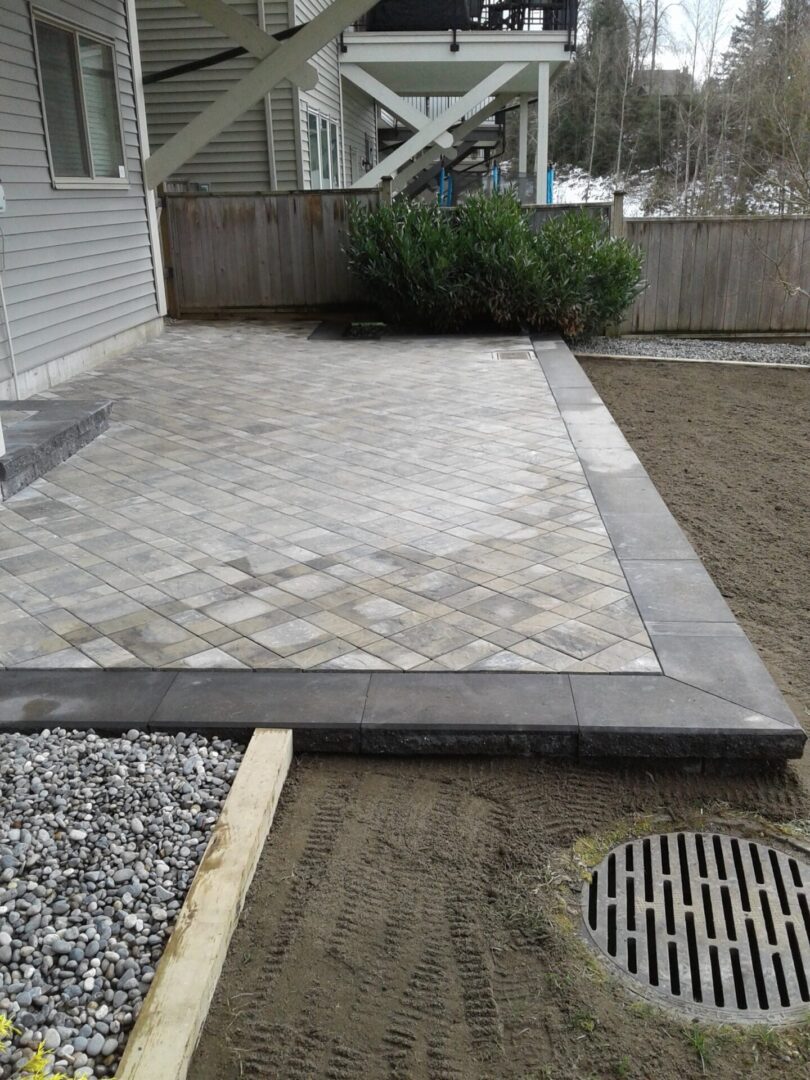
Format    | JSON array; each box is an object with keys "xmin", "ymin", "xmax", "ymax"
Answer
[
  {"xmin": 145, "ymin": 0, "xmax": 381, "ymax": 188},
  {"xmin": 350, "ymin": 61, "xmax": 528, "ymax": 189},
  {"xmin": 342, "ymin": 65, "xmax": 454, "ymax": 151},
  {"xmin": 392, "ymin": 92, "xmax": 515, "ymax": 192}
]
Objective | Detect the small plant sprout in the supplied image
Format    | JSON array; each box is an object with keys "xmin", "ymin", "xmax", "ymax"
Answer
[
  {"xmin": 21, "ymin": 1040, "xmax": 69, "ymax": 1079},
  {"xmin": 0, "ymin": 1027, "xmax": 69, "ymax": 1080},
  {"xmin": 751, "ymin": 1025, "xmax": 780, "ymax": 1050},
  {"xmin": 686, "ymin": 1025, "xmax": 711, "ymax": 1073},
  {"xmin": 0, "ymin": 1013, "xmax": 20, "ymax": 1053},
  {"xmin": 573, "ymin": 1008, "xmax": 598, "ymax": 1033},
  {"xmin": 615, "ymin": 1055, "xmax": 632, "ymax": 1078}
]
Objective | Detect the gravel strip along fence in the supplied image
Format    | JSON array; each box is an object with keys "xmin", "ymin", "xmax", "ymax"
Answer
[
  {"xmin": 575, "ymin": 335, "xmax": 810, "ymax": 365},
  {"xmin": 0, "ymin": 728, "xmax": 244, "ymax": 1079}
]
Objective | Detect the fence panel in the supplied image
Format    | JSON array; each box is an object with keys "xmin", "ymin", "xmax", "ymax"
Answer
[
  {"xmin": 623, "ymin": 216, "xmax": 810, "ymax": 334},
  {"xmin": 164, "ymin": 195, "xmax": 810, "ymax": 332},
  {"xmin": 164, "ymin": 191, "xmax": 379, "ymax": 314}
]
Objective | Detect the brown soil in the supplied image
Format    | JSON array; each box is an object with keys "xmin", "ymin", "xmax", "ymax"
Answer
[
  {"xmin": 193, "ymin": 360, "xmax": 810, "ymax": 1080},
  {"xmin": 582, "ymin": 359, "xmax": 810, "ymax": 732}
]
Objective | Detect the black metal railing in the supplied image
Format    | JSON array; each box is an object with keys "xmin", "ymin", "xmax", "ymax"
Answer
[{"xmin": 352, "ymin": 0, "xmax": 578, "ymax": 43}]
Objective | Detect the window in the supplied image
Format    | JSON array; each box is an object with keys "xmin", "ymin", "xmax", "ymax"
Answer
[
  {"xmin": 33, "ymin": 14, "xmax": 127, "ymax": 187},
  {"xmin": 306, "ymin": 110, "xmax": 340, "ymax": 190}
]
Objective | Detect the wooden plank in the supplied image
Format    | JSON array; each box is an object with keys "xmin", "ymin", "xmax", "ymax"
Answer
[
  {"xmin": 653, "ymin": 223, "xmax": 675, "ymax": 331},
  {"xmin": 663, "ymin": 220, "xmax": 686, "ymax": 332},
  {"xmin": 254, "ymin": 197, "xmax": 273, "ymax": 307},
  {"xmin": 751, "ymin": 219, "xmax": 768, "ymax": 332},
  {"xmin": 628, "ymin": 221, "xmax": 652, "ymax": 332},
  {"xmin": 753, "ymin": 219, "xmax": 774, "ymax": 332},
  {"xmin": 731, "ymin": 222, "xmax": 758, "ymax": 333},
  {"xmin": 306, "ymin": 193, "xmax": 329, "ymax": 306},
  {"xmin": 699, "ymin": 221, "xmax": 721, "ymax": 331},
  {"xmin": 635, "ymin": 221, "xmax": 652, "ymax": 330},
  {"xmin": 274, "ymin": 195, "xmax": 303, "ymax": 306},
  {"xmin": 266, "ymin": 196, "xmax": 285, "ymax": 306},
  {"xmin": 721, "ymin": 220, "xmax": 743, "ymax": 333},
  {"xmin": 116, "ymin": 727, "xmax": 293, "ymax": 1080},
  {"xmin": 780, "ymin": 218, "xmax": 806, "ymax": 331},
  {"xmin": 676, "ymin": 220, "xmax": 698, "ymax": 332},
  {"xmin": 795, "ymin": 219, "xmax": 810, "ymax": 331},
  {"xmin": 687, "ymin": 220, "xmax": 709, "ymax": 333}
]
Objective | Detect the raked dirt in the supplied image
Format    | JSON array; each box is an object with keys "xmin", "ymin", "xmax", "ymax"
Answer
[{"xmin": 193, "ymin": 358, "xmax": 810, "ymax": 1080}]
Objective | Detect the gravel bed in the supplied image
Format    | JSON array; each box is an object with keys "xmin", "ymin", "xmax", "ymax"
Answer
[
  {"xmin": 0, "ymin": 728, "xmax": 243, "ymax": 1079},
  {"xmin": 575, "ymin": 335, "xmax": 810, "ymax": 365}
]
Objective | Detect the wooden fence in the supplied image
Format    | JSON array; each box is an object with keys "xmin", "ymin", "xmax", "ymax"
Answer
[
  {"xmin": 163, "ymin": 191, "xmax": 379, "ymax": 314},
  {"xmin": 622, "ymin": 216, "xmax": 810, "ymax": 334},
  {"xmin": 163, "ymin": 192, "xmax": 810, "ymax": 334}
]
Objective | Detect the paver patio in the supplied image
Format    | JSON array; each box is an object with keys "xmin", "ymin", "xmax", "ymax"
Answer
[
  {"xmin": 0, "ymin": 323, "xmax": 657, "ymax": 673},
  {"xmin": 0, "ymin": 322, "xmax": 803, "ymax": 759}
]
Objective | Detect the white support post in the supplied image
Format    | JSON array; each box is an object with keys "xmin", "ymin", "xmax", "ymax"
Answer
[
  {"xmin": 146, "ymin": 0, "xmax": 380, "ymax": 189},
  {"xmin": 125, "ymin": 0, "xmax": 166, "ymax": 317},
  {"xmin": 535, "ymin": 62, "xmax": 549, "ymax": 205},
  {"xmin": 518, "ymin": 93, "xmax": 529, "ymax": 176},
  {"xmin": 180, "ymin": 0, "xmax": 317, "ymax": 90},
  {"xmin": 354, "ymin": 62, "xmax": 527, "ymax": 190},
  {"xmin": 342, "ymin": 65, "xmax": 453, "ymax": 149},
  {"xmin": 257, "ymin": 0, "xmax": 278, "ymax": 189},
  {"xmin": 392, "ymin": 94, "xmax": 512, "ymax": 192}
]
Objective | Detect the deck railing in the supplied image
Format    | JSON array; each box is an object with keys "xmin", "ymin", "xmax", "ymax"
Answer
[{"xmin": 346, "ymin": 1, "xmax": 578, "ymax": 48}]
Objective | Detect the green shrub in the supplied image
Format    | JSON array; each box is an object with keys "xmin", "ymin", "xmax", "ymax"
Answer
[
  {"xmin": 345, "ymin": 199, "xmax": 464, "ymax": 332},
  {"xmin": 453, "ymin": 193, "xmax": 547, "ymax": 328},
  {"xmin": 533, "ymin": 211, "xmax": 646, "ymax": 337},
  {"xmin": 346, "ymin": 194, "xmax": 645, "ymax": 337}
]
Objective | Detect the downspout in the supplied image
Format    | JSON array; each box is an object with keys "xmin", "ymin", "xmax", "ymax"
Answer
[
  {"xmin": 337, "ymin": 40, "xmax": 346, "ymax": 186},
  {"xmin": 289, "ymin": 0, "xmax": 305, "ymax": 188},
  {"xmin": 258, "ymin": 0, "xmax": 279, "ymax": 189}
]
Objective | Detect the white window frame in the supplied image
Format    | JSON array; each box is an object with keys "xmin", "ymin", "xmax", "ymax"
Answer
[
  {"xmin": 306, "ymin": 108, "xmax": 342, "ymax": 191},
  {"xmin": 31, "ymin": 7, "xmax": 129, "ymax": 191}
]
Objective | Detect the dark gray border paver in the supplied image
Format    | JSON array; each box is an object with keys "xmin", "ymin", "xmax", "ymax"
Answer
[
  {"xmin": 0, "ymin": 670, "xmax": 176, "ymax": 732},
  {"xmin": 621, "ymin": 559, "xmax": 737, "ymax": 623},
  {"xmin": 532, "ymin": 334, "xmax": 805, "ymax": 761},
  {"xmin": 570, "ymin": 675, "xmax": 799, "ymax": 758},
  {"xmin": 150, "ymin": 671, "xmax": 371, "ymax": 751},
  {"xmin": 361, "ymin": 672, "xmax": 577, "ymax": 754}
]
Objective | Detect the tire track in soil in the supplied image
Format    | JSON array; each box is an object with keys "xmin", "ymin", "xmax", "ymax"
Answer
[
  {"xmin": 219, "ymin": 775, "xmax": 362, "ymax": 1079},
  {"xmin": 323, "ymin": 773, "xmax": 484, "ymax": 1080},
  {"xmin": 195, "ymin": 755, "xmax": 810, "ymax": 1080},
  {"xmin": 376, "ymin": 786, "xmax": 478, "ymax": 1080}
]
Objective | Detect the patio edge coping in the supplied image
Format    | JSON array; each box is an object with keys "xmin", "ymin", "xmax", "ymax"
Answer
[
  {"xmin": 115, "ymin": 727, "xmax": 292, "ymax": 1080},
  {"xmin": 0, "ymin": 337, "xmax": 803, "ymax": 761}
]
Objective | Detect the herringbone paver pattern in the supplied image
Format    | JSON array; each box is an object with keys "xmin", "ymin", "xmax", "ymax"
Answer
[{"xmin": 0, "ymin": 323, "xmax": 659, "ymax": 672}]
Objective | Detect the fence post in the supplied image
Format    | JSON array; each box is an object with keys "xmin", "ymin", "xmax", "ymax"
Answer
[
  {"xmin": 610, "ymin": 190, "xmax": 626, "ymax": 240},
  {"xmin": 380, "ymin": 176, "xmax": 393, "ymax": 205},
  {"xmin": 157, "ymin": 185, "xmax": 180, "ymax": 319}
]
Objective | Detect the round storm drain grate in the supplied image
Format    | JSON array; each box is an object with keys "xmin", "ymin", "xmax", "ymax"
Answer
[{"xmin": 581, "ymin": 833, "xmax": 810, "ymax": 1023}]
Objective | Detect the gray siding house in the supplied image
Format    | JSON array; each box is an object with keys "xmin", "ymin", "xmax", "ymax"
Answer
[
  {"xmin": 135, "ymin": 0, "xmax": 379, "ymax": 192},
  {"xmin": 0, "ymin": 0, "xmax": 164, "ymax": 398}
]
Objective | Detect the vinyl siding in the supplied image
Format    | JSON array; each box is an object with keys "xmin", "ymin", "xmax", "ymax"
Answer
[
  {"xmin": 265, "ymin": 0, "xmax": 298, "ymax": 187},
  {"xmin": 295, "ymin": 0, "xmax": 341, "ymax": 188},
  {"xmin": 293, "ymin": 0, "xmax": 377, "ymax": 188},
  {"xmin": 136, "ymin": 0, "xmax": 273, "ymax": 191},
  {"xmin": 0, "ymin": 0, "xmax": 160, "ymax": 380},
  {"xmin": 341, "ymin": 79, "xmax": 377, "ymax": 186}
]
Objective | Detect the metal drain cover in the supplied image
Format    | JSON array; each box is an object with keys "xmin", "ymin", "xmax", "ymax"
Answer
[{"xmin": 581, "ymin": 833, "xmax": 810, "ymax": 1023}]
